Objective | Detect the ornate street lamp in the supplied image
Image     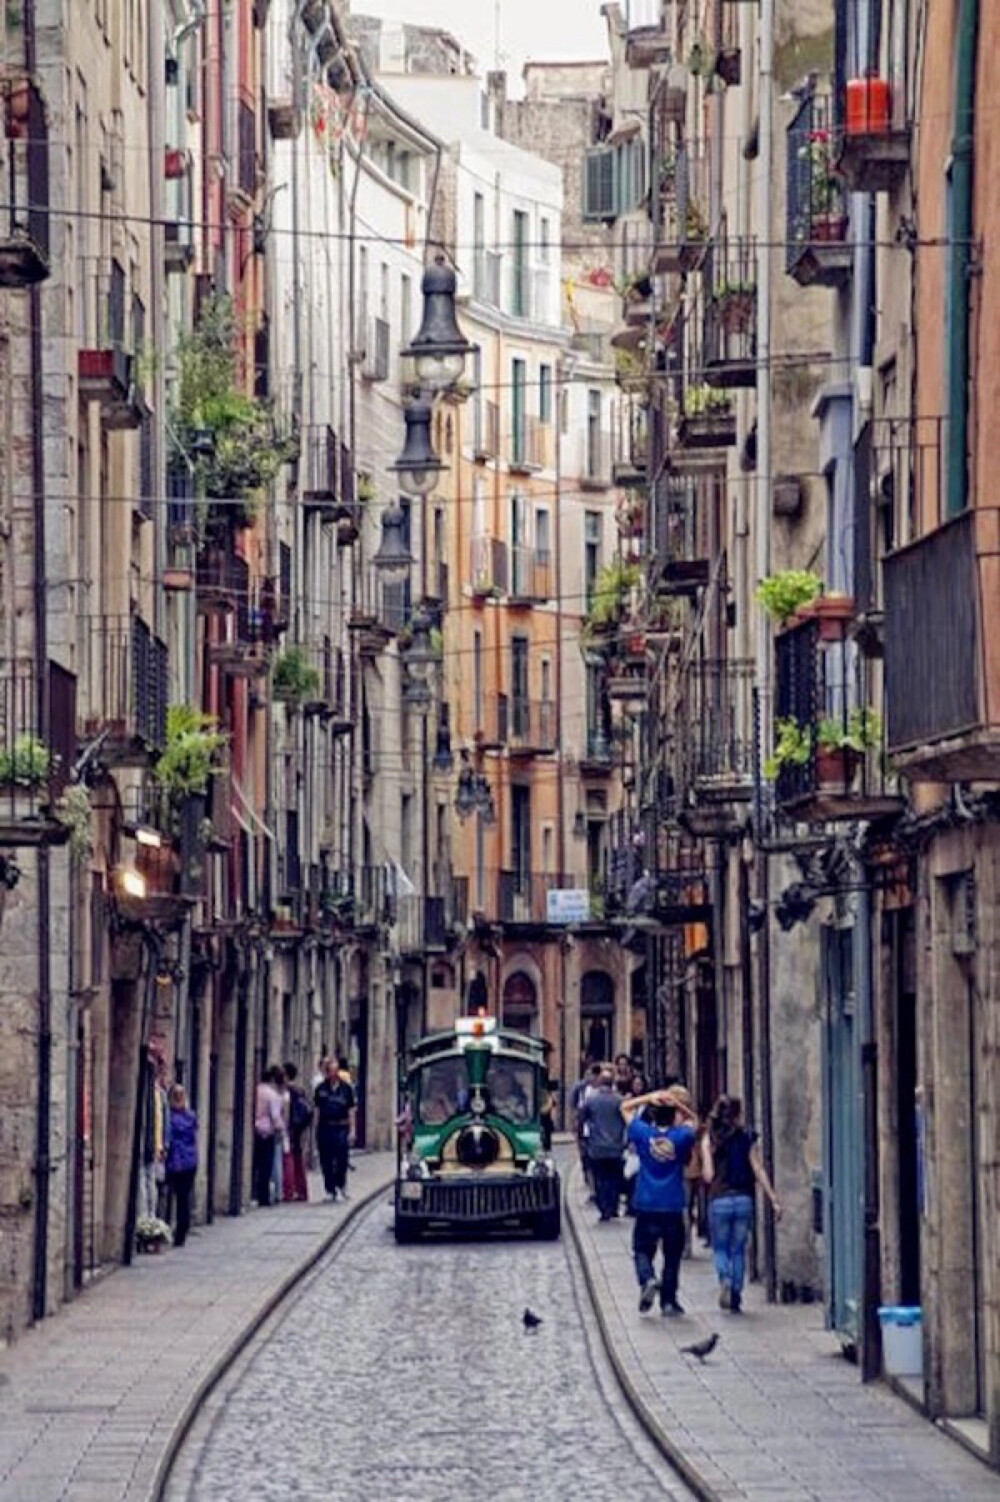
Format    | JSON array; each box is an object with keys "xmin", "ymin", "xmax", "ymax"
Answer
[
  {"xmin": 371, "ymin": 501, "xmax": 413, "ymax": 576},
  {"xmin": 389, "ymin": 400, "xmax": 446, "ymax": 498},
  {"xmin": 454, "ymin": 751, "xmax": 478, "ymax": 821},
  {"xmin": 402, "ymin": 603, "xmax": 437, "ymax": 683},
  {"xmin": 401, "ymin": 254, "xmax": 472, "ymax": 393}
]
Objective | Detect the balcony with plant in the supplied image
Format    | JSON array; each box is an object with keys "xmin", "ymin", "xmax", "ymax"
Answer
[
  {"xmin": 677, "ymin": 382, "xmax": 735, "ymax": 450},
  {"xmin": 786, "ymin": 93, "xmax": 852, "ymax": 288},
  {"xmin": 170, "ymin": 295, "xmax": 298, "ymax": 533},
  {"xmin": 704, "ymin": 235, "xmax": 758, "ymax": 390},
  {"xmin": 581, "ymin": 559, "xmax": 641, "ymax": 656}
]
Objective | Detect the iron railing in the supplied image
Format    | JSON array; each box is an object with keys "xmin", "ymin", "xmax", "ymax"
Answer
[
  {"xmin": 508, "ymin": 698, "xmax": 556, "ymax": 754},
  {"xmin": 702, "ymin": 235, "xmax": 757, "ymax": 389},
  {"xmin": 496, "ymin": 870, "xmax": 577, "ymax": 924},
  {"xmin": 81, "ymin": 614, "xmax": 168, "ymax": 750},
  {"xmin": 786, "ymin": 91, "xmax": 850, "ymax": 279},
  {"xmin": 470, "ymin": 534, "xmax": 509, "ymax": 596},
  {"xmin": 884, "ymin": 508, "xmax": 984, "ymax": 754},
  {"xmin": 301, "ymin": 424, "xmax": 340, "ymax": 503},
  {"xmin": 0, "ymin": 77, "xmax": 50, "ymax": 284},
  {"xmin": 510, "ymin": 545, "xmax": 553, "ymax": 602},
  {"xmin": 677, "ymin": 658, "xmax": 755, "ymax": 797},
  {"xmin": 611, "ymin": 394, "xmax": 649, "ymax": 482}
]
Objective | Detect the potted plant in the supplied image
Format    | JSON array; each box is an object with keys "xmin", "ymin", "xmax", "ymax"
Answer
[
  {"xmin": 582, "ymin": 559, "xmax": 641, "ymax": 646},
  {"xmin": 755, "ymin": 569, "xmax": 823, "ymax": 625},
  {"xmin": 272, "ymin": 646, "xmax": 321, "ymax": 707},
  {"xmin": 680, "ymin": 384, "xmax": 735, "ymax": 446},
  {"xmin": 764, "ymin": 717, "xmax": 812, "ymax": 781},
  {"xmin": 796, "ymin": 590, "xmax": 856, "ymax": 640},
  {"xmin": 154, "ymin": 707, "xmax": 228, "ymax": 813},
  {"xmin": 816, "ymin": 708, "xmax": 882, "ymax": 785},
  {"xmin": 714, "ymin": 280, "xmax": 757, "ymax": 336},
  {"xmin": 135, "ymin": 1216, "xmax": 173, "ymax": 1254},
  {"xmin": 0, "ymin": 735, "xmax": 52, "ymax": 789},
  {"xmin": 799, "ymin": 131, "xmax": 847, "ymax": 241}
]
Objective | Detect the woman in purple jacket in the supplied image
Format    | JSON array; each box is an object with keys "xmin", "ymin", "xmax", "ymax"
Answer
[{"xmin": 166, "ymin": 1085, "xmax": 199, "ymax": 1247}]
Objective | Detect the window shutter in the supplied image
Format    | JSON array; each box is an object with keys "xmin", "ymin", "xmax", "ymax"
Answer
[{"xmin": 583, "ymin": 147, "xmax": 616, "ymax": 220}]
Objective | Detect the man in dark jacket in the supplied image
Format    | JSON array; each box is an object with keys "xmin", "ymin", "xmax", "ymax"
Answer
[
  {"xmin": 314, "ymin": 1057, "xmax": 355, "ymax": 1201},
  {"xmin": 579, "ymin": 1069, "xmax": 625, "ymax": 1221},
  {"xmin": 165, "ymin": 1084, "xmax": 199, "ymax": 1247}
]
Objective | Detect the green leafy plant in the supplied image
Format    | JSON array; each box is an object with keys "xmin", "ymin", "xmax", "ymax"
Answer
[
  {"xmin": 818, "ymin": 708, "xmax": 882, "ymax": 753},
  {"xmin": 0, "ymin": 735, "xmax": 52, "ymax": 787},
  {"xmin": 272, "ymin": 647, "xmax": 321, "ymax": 706},
  {"xmin": 714, "ymin": 279, "xmax": 757, "ymax": 301},
  {"xmin": 755, "ymin": 569, "xmax": 823, "ymax": 624},
  {"xmin": 154, "ymin": 707, "xmax": 228, "ymax": 803},
  {"xmin": 683, "ymin": 384, "xmax": 732, "ymax": 418},
  {"xmin": 799, "ymin": 130, "xmax": 843, "ymax": 222},
  {"xmin": 764, "ymin": 718, "xmax": 812, "ymax": 780},
  {"xmin": 171, "ymin": 296, "xmax": 297, "ymax": 504},
  {"xmin": 135, "ymin": 1216, "xmax": 173, "ymax": 1247},
  {"xmin": 583, "ymin": 559, "xmax": 641, "ymax": 639},
  {"xmin": 55, "ymin": 783, "xmax": 94, "ymax": 860}
]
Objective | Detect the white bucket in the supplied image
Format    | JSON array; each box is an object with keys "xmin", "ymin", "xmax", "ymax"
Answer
[{"xmin": 879, "ymin": 1306, "xmax": 923, "ymax": 1378}]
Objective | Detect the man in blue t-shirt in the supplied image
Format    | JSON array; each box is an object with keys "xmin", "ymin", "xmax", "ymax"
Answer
[{"xmin": 621, "ymin": 1088, "xmax": 699, "ymax": 1316}]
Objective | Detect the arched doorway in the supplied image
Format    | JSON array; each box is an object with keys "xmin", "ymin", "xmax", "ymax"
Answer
[
  {"xmin": 502, "ymin": 970, "xmax": 538, "ymax": 1035},
  {"xmin": 580, "ymin": 970, "xmax": 615, "ymax": 1066}
]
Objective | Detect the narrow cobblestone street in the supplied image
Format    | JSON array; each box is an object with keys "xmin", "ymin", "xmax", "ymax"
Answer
[{"xmin": 166, "ymin": 1192, "xmax": 692, "ymax": 1502}]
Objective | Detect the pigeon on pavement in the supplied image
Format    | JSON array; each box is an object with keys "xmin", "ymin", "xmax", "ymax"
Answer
[
  {"xmin": 523, "ymin": 1308, "xmax": 543, "ymax": 1330},
  {"xmin": 680, "ymin": 1333, "xmax": 719, "ymax": 1362}
]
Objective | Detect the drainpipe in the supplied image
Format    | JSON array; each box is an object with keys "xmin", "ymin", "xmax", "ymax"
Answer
[
  {"xmin": 755, "ymin": 0, "xmax": 777, "ymax": 1303},
  {"xmin": 857, "ymin": 865, "xmax": 882, "ymax": 1380},
  {"xmin": 946, "ymin": 0, "xmax": 979, "ymax": 518},
  {"xmin": 23, "ymin": 0, "xmax": 52, "ymax": 1324}
]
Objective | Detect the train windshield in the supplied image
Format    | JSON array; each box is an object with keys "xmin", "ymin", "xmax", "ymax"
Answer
[
  {"xmin": 485, "ymin": 1058, "xmax": 537, "ymax": 1123},
  {"xmin": 416, "ymin": 1057, "xmax": 470, "ymax": 1124}
]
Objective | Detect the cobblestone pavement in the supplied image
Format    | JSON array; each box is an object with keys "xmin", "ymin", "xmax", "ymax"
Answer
[
  {"xmin": 567, "ymin": 1167, "xmax": 999, "ymax": 1502},
  {"xmin": 0, "ymin": 1154, "xmax": 393, "ymax": 1502},
  {"xmin": 167, "ymin": 1190, "xmax": 693, "ymax": 1502}
]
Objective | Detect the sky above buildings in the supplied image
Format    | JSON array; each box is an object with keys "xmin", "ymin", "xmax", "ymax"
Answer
[{"xmin": 355, "ymin": 0, "xmax": 609, "ymax": 85}]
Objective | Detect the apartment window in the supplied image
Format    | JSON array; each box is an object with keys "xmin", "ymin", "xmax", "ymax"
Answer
[
  {"xmin": 586, "ymin": 390, "xmax": 602, "ymax": 479},
  {"xmin": 542, "ymin": 825, "xmax": 554, "ymax": 874},
  {"xmin": 535, "ymin": 508, "xmax": 551, "ymax": 564},
  {"xmin": 560, "ymin": 387, "xmax": 570, "ymax": 436},
  {"xmin": 585, "ymin": 511, "xmax": 602, "ymax": 606},
  {"xmin": 539, "ymin": 364, "xmax": 553, "ymax": 424},
  {"xmin": 512, "ymin": 210, "xmax": 528, "ymax": 318},
  {"xmin": 358, "ymin": 246, "xmax": 369, "ymax": 342},
  {"xmin": 380, "ymin": 263, "xmax": 390, "ymax": 321},
  {"xmin": 473, "ymin": 345, "xmax": 483, "ymax": 451},
  {"xmin": 512, "ymin": 785, "xmax": 532, "ymax": 884},
  {"xmin": 397, "ymin": 150, "xmax": 412, "ymax": 189},
  {"xmin": 512, "ymin": 636, "xmax": 530, "ymax": 741},
  {"xmin": 401, "ymin": 794, "xmax": 413, "ymax": 878},
  {"xmin": 539, "ymin": 217, "xmax": 551, "ymax": 264},
  {"xmin": 541, "ymin": 658, "xmax": 552, "ymax": 702},
  {"xmin": 511, "ymin": 359, "xmax": 527, "ymax": 463},
  {"xmin": 473, "ymin": 629, "xmax": 483, "ymax": 732},
  {"xmin": 511, "ymin": 492, "xmax": 528, "ymax": 594},
  {"xmin": 400, "ymin": 273, "xmax": 412, "ymax": 348}
]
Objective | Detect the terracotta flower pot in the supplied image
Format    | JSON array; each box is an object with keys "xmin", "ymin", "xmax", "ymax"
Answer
[
  {"xmin": 796, "ymin": 593, "xmax": 855, "ymax": 642},
  {"xmin": 816, "ymin": 746, "xmax": 860, "ymax": 793}
]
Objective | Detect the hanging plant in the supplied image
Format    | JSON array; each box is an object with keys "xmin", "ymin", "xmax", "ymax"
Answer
[
  {"xmin": 55, "ymin": 784, "xmax": 94, "ymax": 860},
  {"xmin": 272, "ymin": 647, "xmax": 321, "ymax": 706},
  {"xmin": 170, "ymin": 296, "xmax": 298, "ymax": 503},
  {"xmin": 756, "ymin": 569, "xmax": 823, "ymax": 624},
  {"xmin": 0, "ymin": 735, "xmax": 52, "ymax": 787},
  {"xmin": 154, "ymin": 707, "xmax": 228, "ymax": 804}
]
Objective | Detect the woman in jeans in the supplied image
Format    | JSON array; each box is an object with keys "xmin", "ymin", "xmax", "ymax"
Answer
[{"xmin": 702, "ymin": 1096, "xmax": 781, "ymax": 1312}]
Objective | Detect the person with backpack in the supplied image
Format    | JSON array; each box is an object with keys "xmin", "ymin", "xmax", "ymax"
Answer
[
  {"xmin": 165, "ymin": 1084, "xmax": 199, "ymax": 1247},
  {"xmin": 282, "ymin": 1062, "xmax": 312, "ymax": 1202},
  {"xmin": 314, "ymin": 1056, "xmax": 355, "ymax": 1202}
]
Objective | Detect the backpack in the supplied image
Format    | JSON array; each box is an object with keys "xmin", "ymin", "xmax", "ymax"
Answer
[{"xmin": 290, "ymin": 1088, "xmax": 313, "ymax": 1136}]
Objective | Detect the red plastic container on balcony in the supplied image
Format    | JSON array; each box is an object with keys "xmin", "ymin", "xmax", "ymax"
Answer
[
  {"xmin": 846, "ymin": 77, "xmax": 891, "ymax": 136},
  {"xmin": 164, "ymin": 148, "xmax": 189, "ymax": 179}
]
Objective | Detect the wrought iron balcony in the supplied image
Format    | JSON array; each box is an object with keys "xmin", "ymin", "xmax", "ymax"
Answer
[
  {"xmin": 624, "ymin": 0, "xmax": 670, "ymax": 67},
  {"xmin": 832, "ymin": 0, "xmax": 910, "ymax": 193},
  {"xmin": 604, "ymin": 815, "xmax": 709, "ymax": 925},
  {"xmin": 508, "ymin": 697, "xmax": 556, "ymax": 757},
  {"xmin": 774, "ymin": 613, "xmax": 901, "ymax": 821},
  {"xmin": 885, "ymin": 505, "xmax": 1000, "ymax": 780},
  {"xmin": 676, "ymin": 659, "xmax": 754, "ymax": 834},
  {"xmin": 80, "ymin": 614, "xmax": 169, "ymax": 763},
  {"xmin": 475, "ymin": 692, "xmax": 508, "ymax": 751},
  {"xmin": 494, "ymin": 870, "xmax": 577, "ymax": 926},
  {"xmin": 356, "ymin": 864, "xmax": 392, "ymax": 929},
  {"xmin": 209, "ymin": 586, "xmax": 276, "ymax": 678},
  {"xmin": 0, "ymin": 78, "xmax": 50, "ymax": 287},
  {"xmin": 474, "ymin": 400, "xmax": 500, "ymax": 462},
  {"xmin": 649, "ymin": 469, "xmax": 713, "ymax": 597},
  {"xmin": 470, "ymin": 534, "xmax": 509, "ymax": 598},
  {"xmin": 196, "ymin": 542, "xmax": 248, "ymax": 612},
  {"xmin": 703, "ymin": 236, "xmax": 757, "ymax": 391},
  {"xmin": 786, "ymin": 91, "xmax": 852, "ymax": 289},
  {"xmin": 509, "ymin": 415, "xmax": 553, "ymax": 474},
  {"xmin": 361, "ymin": 316, "xmax": 390, "ymax": 382},
  {"xmin": 0, "ymin": 666, "xmax": 59, "ymax": 823},
  {"xmin": 652, "ymin": 142, "xmax": 710, "ymax": 276},
  {"xmin": 509, "ymin": 545, "xmax": 553, "ymax": 604},
  {"xmin": 300, "ymin": 424, "xmax": 345, "ymax": 521},
  {"xmin": 78, "ymin": 260, "xmax": 140, "ymax": 425},
  {"xmin": 612, "ymin": 395, "xmax": 649, "ymax": 488},
  {"xmin": 472, "ymin": 250, "xmax": 503, "ymax": 308}
]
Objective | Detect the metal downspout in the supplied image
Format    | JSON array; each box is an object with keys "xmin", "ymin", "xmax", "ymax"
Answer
[
  {"xmin": 755, "ymin": 0, "xmax": 777, "ymax": 1304},
  {"xmin": 946, "ymin": 0, "xmax": 979, "ymax": 518}
]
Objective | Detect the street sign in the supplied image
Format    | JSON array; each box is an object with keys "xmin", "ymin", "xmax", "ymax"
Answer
[{"xmin": 546, "ymin": 888, "xmax": 591, "ymax": 925}]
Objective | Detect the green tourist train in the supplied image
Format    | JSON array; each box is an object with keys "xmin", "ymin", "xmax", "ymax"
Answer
[{"xmin": 394, "ymin": 1016, "xmax": 561, "ymax": 1242}]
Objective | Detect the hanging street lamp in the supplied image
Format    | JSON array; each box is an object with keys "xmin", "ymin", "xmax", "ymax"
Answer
[
  {"xmin": 389, "ymin": 400, "xmax": 446, "ymax": 498},
  {"xmin": 402, "ymin": 603, "xmax": 437, "ymax": 683},
  {"xmin": 371, "ymin": 501, "xmax": 413, "ymax": 576},
  {"xmin": 401, "ymin": 253, "xmax": 472, "ymax": 393}
]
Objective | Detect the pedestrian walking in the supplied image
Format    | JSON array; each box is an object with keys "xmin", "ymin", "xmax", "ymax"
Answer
[
  {"xmin": 571, "ymin": 1061, "xmax": 602, "ymax": 1192},
  {"xmin": 702, "ymin": 1095, "xmax": 782, "ymax": 1312},
  {"xmin": 253, "ymin": 1065, "xmax": 284, "ymax": 1207},
  {"xmin": 314, "ymin": 1057, "xmax": 355, "ymax": 1201},
  {"xmin": 621, "ymin": 1088, "xmax": 699, "ymax": 1316},
  {"xmin": 579, "ymin": 1068, "xmax": 625, "ymax": 1221},
  {"xmin": 283, "ymin": 1062, "xmax": 312, "ymax": 1202},
  {"xmin": 271, "ymin": 1065, "xmax": 289, "ymax": 1205},
  {"xmin": 165, "ymin": 1084, "xmax": 198, "ymax": 1248},
  {"xmin": 613, "ymin": 1053, "xmax": 636, "ymax": 1096}
]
